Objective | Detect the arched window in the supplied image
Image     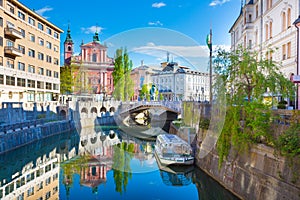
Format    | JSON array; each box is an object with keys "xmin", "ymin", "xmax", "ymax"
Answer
[
  {"xmin": 67, "ymin": 46, "xmax": 72, "ymax": 51},
  {"xmin": 92, "ymin": 53, "xmax": 97, "ymax": 62},
  {"xmin": 282, "ymin": 12, "xmax": 286, "ymax": 31},
  {"xmin": 269, "ymin": 21, "xmax": 272, "ymax": 38},
  {"xmin": 265, "ymin": 24, "xmax": 269, "ymax": 41},
  {"xmin": 287, "ymin": 8, "xmax": 291, "ymax": 28}
]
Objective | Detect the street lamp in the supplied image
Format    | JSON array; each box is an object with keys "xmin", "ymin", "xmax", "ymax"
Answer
[{"xmin": 293, "ymin": 16, "xmax": 300, "ymax": 109}]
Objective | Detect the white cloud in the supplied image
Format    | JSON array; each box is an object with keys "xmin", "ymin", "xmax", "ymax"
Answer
[
  {"xmin": 152, "ymin": 2, "xmax": 166, "ymax": 8},
  {"xmin": 148, "ymin": 21, "xmax": 163, "ymax": 26},
  {"xmin": 35, "ymin": 6, "xmax": 53, "ymax": 19},
  {"xmin": 209, "ymin": 0, "xmax": 230, "ymax": 7},
  {"xmin": 81, "ymin": 26, "xmax": 104, "ymax": 34}
]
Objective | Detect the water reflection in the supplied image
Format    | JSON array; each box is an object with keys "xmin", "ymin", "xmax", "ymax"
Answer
[{"xmin": 0, "ymin": 128, "xmax": 239, "ymax": 200}]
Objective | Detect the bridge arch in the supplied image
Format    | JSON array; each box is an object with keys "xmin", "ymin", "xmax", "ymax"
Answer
[
  {"xmin": 81, "ymin": 107, "xmax": 88, "ymax": 114},
  {"xmin": 109, "ymin": 107, "xmax": 115, "ymax": 112},
  {"xmin": 100, "ymin": 107, "xmax": 107, "ymax": 113},
  {"xmin": 91, "ymin": 107, "xmax": 97, "ymax": 114},
  {"xmin": 59, "ymin": 110, "xmax": 67, "ymax": 119},
  {"xmin": 90, "ymin": 136, "xmax": 97, "ymax": 144}
]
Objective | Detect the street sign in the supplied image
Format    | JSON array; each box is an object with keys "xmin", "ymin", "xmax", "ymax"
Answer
[{"xmin": 292, "ymin": 75, "xmax": 300, "ymax": 83}]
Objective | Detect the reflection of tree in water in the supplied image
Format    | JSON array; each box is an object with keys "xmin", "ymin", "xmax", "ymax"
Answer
[
  {"xmin": 112, "ymin": 142, "xmax": 135, "ymax": 194},
  {"xmin": 61, "ymin": 155, "xmax": 90, "ymax": 198}
]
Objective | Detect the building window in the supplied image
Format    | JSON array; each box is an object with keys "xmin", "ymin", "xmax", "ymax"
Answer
[
  {"xmin": 54, "ymin": 32, "xmax": 59, "ymax": 39},
  {"xmin": 37, "ymin": 81, "xmax": 44, "ymax": 89},
  {"xmin": 282, "ymin": 12, "xmax": 286, "ymax": 31},
  {"xmin": 38, "ymin": 37, "xmax": 44, "ymax": 46},
  {"xmin": 267, "ymin": 0, "xmax": 272, "ymax": 10},
  {"xmin": 46, "ymin": 27, "xmax": 52, "ymax": 35},
  {"xmin": 29, "ymin": 33, "xmax": 35, "ymax": 42},
  {"xmin": 287, "ymin": 8, "xmax": 291, "ymax": 28},
  {"xmin": 54, "ymin": 45, "xmax": 58, "ymax": 52},
  {"xmin": 18, "ymin": 62, "xmax": 25, "ymax": 71},
  {"xmin": 54, "ymin": 58, "xmax": 59, "ymax": 65},
  {"xmin": 28, "ymin": 49, "xmax": 35, "ymax": 57},
  {"xmin": 54, "ymin": 71, "xmax": 59, "ymax": 78},
  {"xmin": 46, "ymin": 69, "xmax": 52, "ymax": 77},
  {"xmin": 38, "ymin": 22, "xmax": 43, "ymax": 31},
  {"xmin": 19, "ymin": 28, "xmax": 25, "ymax": 37},
  {"xmin": 6, "ymin": 39, "xmax": 14, "ymax": 47},
  {"xmin": 27, "ymin": 187, "xmax": 34, "ymax": 197},
  {"xmin": 46, "ymin": 82, "xmax": 52, "ymax": 90},
  {"xmin": 46, "ymin": 41, "xmax": 52, "ymax": 49},
  {"xmin": 7, "ymin": 2, "xmax": 15, "ymax": 14},
  {"xmin": 17, "ymin": 78, "xmax": 25, "ymax": 87},
  {"xmin": 269, "ymin": 21, "xmax": 272, "ymax": 38},
  {"xmin": 18, "ymin": 11, "xmax": 25, "ymax": 20},
  {"xmin": 46, "ymin": 55, "xmax": 52, "ymax": 63},
  {"xmin": 0, "ymin": 75, "xmax": 3, "ymax": 84},
  {"xmin": 92, "ymin": 53, "xmax": 97, "ymax": 62},
  {"xmin": 38, "ymin": 67, "xmax": 44, "ymax": 75},
  {"xmin": 28, "ymin": 17, "xmax": 35, "ymax": 26},
  {"xmin": 18, "ymin": 45, "xmax": 25, "ymax": 54},
  {"xmin": 0, "ymin": 36, "xmax": 3, "ymax": 46},
  {"xmin": 0, "ymin": 17, "xmax": 3, "ymax": 27},
  {"xmin": 6, "ymin": 76, "xmax": 15, "ymax": 86},
  {"xmin": 282, "ymin": 44, "xmax": 286, "ymax": 60},
  {"xmin": 27, "ymin": 79, "xmax": 35, "ymax": 88},
  {"xmin": 6, "ymin": 59, "xmax": 14, "ymax": 68},
  {"xmin": 38, "ymin": 52, "xmax": 44, "ymax": 60},
  {"xmin": 265, "ymin": 24, "xmax": 269, "ymax": 41},
  {"xmin": 53, "ymin": 84, "xmax": 59, "ymax": 90},
  {"xmin": 287, "ymin": 42, "xmax": 291, "ymax": 59},
  {"xmin": 28, "ymin": 65, "xmax": 35, "ymax": 73}
]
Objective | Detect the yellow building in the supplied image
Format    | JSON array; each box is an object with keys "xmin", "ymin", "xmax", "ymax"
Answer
[{"xmin": 0, "ymin": 0, "xmax": 63, "ymax": 109}]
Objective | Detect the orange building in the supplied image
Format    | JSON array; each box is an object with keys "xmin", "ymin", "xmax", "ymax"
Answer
[{"xmin": 64, "ymin": 27, "xmax": 114, "ymax": 97}]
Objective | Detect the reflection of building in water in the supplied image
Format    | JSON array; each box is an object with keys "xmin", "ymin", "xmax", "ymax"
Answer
[
  {"xmin": 0, "ymin": 131, "xmax": 79, "ymax": 200},
  {"xmin": 79, "ymin": 157, "xmax": 112, "ymax": 192},
  {"xmin": 0, "ymin": 149, "xmax": 60, "ymax": 200},
  {"xmin": 71, "ymin": 129, "xmax": 120, "ymax": 193}
]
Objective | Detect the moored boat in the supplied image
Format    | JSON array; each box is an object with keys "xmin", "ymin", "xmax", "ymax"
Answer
[{"xmin": 155, "ymin": 134, "xmax": 194, "ymax": 166}]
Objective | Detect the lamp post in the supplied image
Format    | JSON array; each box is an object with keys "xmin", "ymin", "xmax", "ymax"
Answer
[{"xmin": 293, "ymin": 16, "xmax": 300, "ymax": 110}]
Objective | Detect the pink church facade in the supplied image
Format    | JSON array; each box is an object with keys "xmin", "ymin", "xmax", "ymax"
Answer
[{"xmin": 64, "ymin": 27, "xmax": 114, "ymax": 97}]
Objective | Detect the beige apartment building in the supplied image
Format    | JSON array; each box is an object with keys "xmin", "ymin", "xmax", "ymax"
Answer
[
  {"xmin": 0, "ymin": 0, "xmax": 63, "ymax": 110},
  {"xmin": 229, "ymin": 0, "xmax": 299, "ymax": 108}
]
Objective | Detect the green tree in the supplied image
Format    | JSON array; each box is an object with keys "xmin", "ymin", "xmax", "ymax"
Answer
[
  {"xmin": 140, "ymin": 84, "xmax": 151, "ymax": 101},
  {"xmin": 60, "ymin": 65, "xmax": 73, "ymax": 94},
  {"xmin": 214, "ymin": 46, "xmax": 295, "ymax": 168},
  {"xmin": 112, "ymin": 48, "xmax": 125, "ymax": 100},
  {"xmin": 124, "ymin": 50, "xmax": 134, "ymax": 101}
]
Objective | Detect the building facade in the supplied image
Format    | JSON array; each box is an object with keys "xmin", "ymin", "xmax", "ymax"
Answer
[
  {"xmin": 64, "ymin": 28, "xmax": 114, "ymax": 98},
  {"xmin": 0, "ymin": 0, "xmax": 63, "ymax": 109},
  {"xmin": 152, "ymin": 61, "xmax": 210, "ymax": 101},
  {"xmin": 229, "ymin": 0, "xmax": 299, "ymax": 107},
  {"xmin": 130, "ymin": 62, "xmax": 161, "ymax": 101}
]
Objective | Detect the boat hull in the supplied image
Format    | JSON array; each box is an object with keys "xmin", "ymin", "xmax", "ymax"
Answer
[{"xmin": 154, "ymin": 149, "xmax": 194, "ymax": 166}]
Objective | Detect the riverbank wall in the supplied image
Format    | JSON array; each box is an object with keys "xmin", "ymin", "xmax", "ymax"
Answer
[
  {"xmin": 0, "ymin": 120, "xmax": 75, "ymax": 154},
  {"xmin": 178, "ymin": 102, "xmax": 300, "ymax": 199}
]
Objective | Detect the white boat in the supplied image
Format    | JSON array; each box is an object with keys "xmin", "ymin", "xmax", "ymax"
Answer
[{"xmin": 155, "ymin": 134, "xmax": 194, "ymax": 166}]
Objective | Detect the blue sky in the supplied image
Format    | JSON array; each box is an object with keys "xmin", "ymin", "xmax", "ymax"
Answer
[{"xmin": 20, "ymin": 0, "xmax": 241, "ymax": 71}]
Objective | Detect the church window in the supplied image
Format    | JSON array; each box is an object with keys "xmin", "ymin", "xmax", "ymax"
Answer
[{"xmin": 92, "ymin": 53, "xmax": 97, "ymax": 62}]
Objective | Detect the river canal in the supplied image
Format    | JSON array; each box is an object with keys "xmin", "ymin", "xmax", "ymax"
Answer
[{"xmin": 0, "ymin": 129, "xmax": 239, "ymax": 200}]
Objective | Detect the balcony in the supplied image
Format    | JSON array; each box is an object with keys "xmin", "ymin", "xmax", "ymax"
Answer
[
  {"xmin": 4, "ymin": 46, "xmax": 22, "ymax": 57},
  {"xmin": 4, "ymin": 27, "xmax": 23, "ymax": 39}
]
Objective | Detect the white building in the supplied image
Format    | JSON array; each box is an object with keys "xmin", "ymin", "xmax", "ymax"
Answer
[
  {"xmin": 229, "ymin": 0, "xmax": 299, "ymax": 107},
  {"xmin": 152, "ymin": 61, "xmax": 209, "ymax": 101}
]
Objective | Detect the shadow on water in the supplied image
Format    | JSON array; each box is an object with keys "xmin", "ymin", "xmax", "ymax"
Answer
[{"xmin": 193, "ymin": 168, "xmax": 241, "ymax": 200}]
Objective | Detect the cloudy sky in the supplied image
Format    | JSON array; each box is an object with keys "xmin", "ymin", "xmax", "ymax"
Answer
[{"xmin": 20, "ymin": 0, "xmax": 241, "ymax": 71}]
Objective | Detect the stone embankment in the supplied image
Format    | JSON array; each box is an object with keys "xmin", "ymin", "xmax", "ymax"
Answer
[
  {"xmin": 0, "ymin": 120, "xmax": 74, "ymax": 154},
  {"xmin": 178, "ymin": 101, "xmax": 300, "ymax": 200}
]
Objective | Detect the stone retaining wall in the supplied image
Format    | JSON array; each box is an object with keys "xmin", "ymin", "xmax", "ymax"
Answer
[
  {"xmin": 195, "ymin": 143, "xmax": 300, "ymax": 200},
  {"xmin": 0, "ymin": 120, "xmax": 74, "ymax": 154}
]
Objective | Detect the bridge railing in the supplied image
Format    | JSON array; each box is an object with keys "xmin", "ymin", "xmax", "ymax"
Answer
[{"xmin": 119, "ymin": 101, "xmax": 182, "ymax": 113}]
